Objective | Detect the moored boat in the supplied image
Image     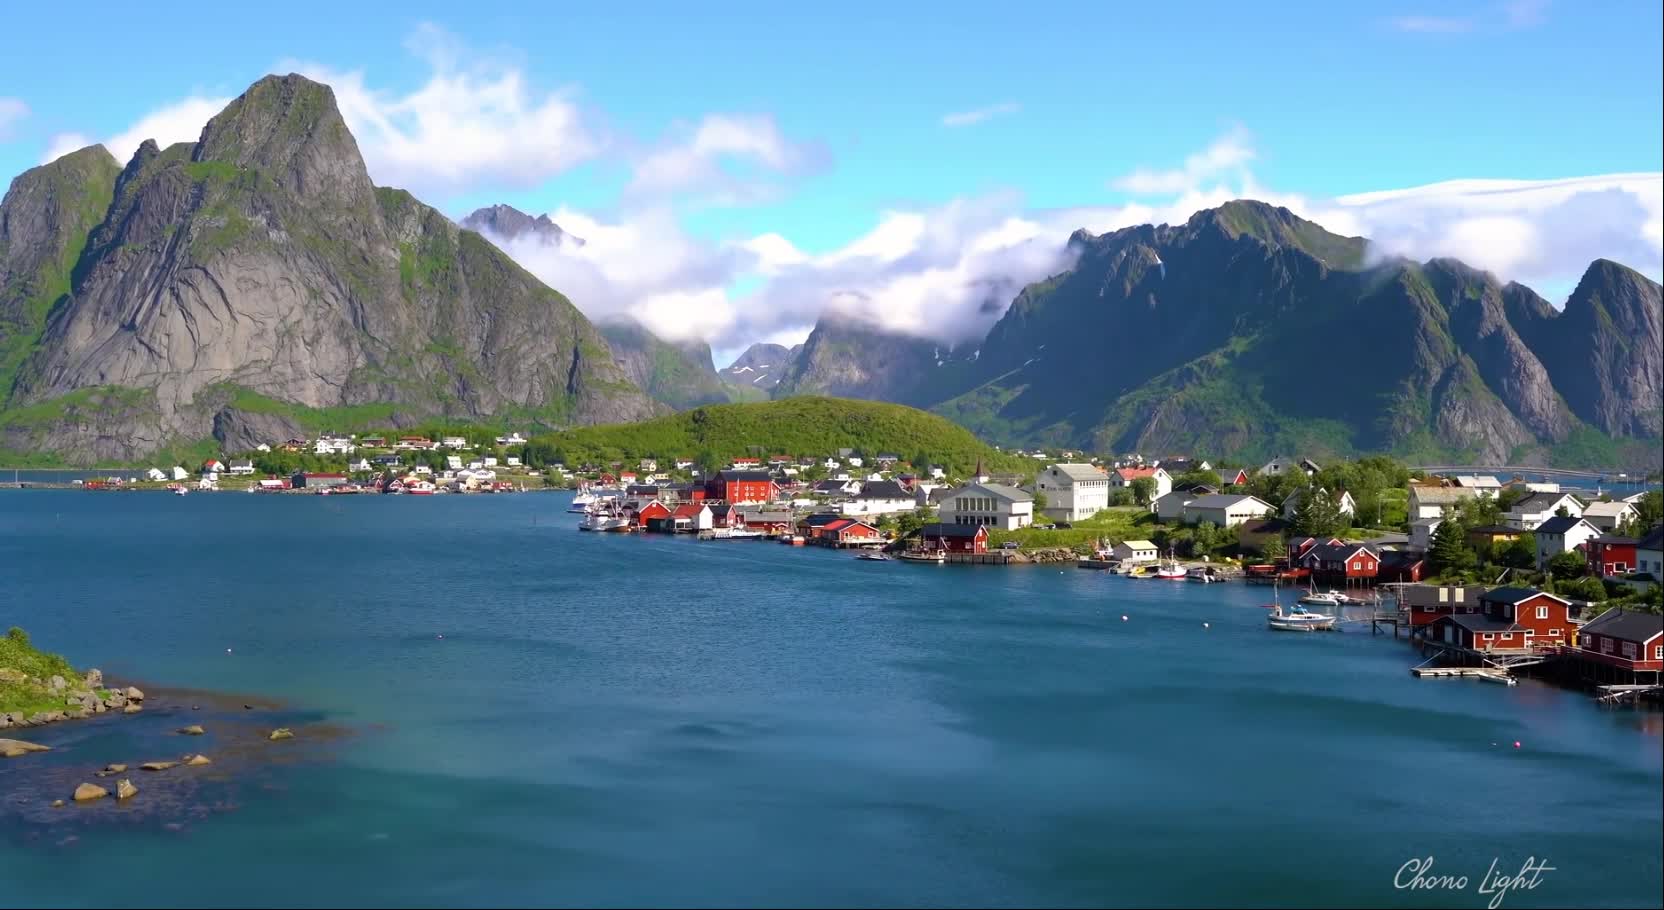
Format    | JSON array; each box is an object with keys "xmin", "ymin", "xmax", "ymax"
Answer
[
  {"xmin": 1298, "ymin": 590, "xmax": 1345, "ymax": 606},
  {"xmin": 856, "ymin": 551, "xmax": 892, "ymax": 562},
  {"xmin": 1267, "ymin": 604, "xmax": 1338, "ymax": 631},
  {"xmin": 898, "ymin": 549, "xmax": 946, "ymax": 564}
]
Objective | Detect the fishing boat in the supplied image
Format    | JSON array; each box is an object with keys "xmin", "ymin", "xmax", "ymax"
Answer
[
  {"xmin": 1267, "ymin": 604, "xmax": 1338, "ymax": 631},
  {"xmin": 898, "ymin": 549, "xmax": 946, "ymax": 564},
  {"xmin": 567, "ymin": 486, "xmax": 598, "ymax": 513},
  {"xmin": 578, "ymin": 501, "xmax": 632, "ymax": 532},
  {"xmin": 1186, "ymin": 567, "xmax": 1216, "ymax": 583},
  {"xmin": 1153, "ymin": 549, "xmax": 1187, "ymax": 580},
  {"xmin": 856, "ymin": 551, "xmax": 892, "ymax": 562}
]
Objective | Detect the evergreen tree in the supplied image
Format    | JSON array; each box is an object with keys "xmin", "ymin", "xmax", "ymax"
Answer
[
  {"xmin": 1428, "ymin": 519, "xmax": 1475, "ymax": 576},
  {"xmin": 1130, "ymin": 476, "xmax": 1157, "ymax": 506},
  {"xmin": 1292, "ymin": 488, "xmax": 1345, "ymax": 537}
]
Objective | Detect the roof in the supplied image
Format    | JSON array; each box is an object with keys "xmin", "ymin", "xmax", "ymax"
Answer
[
  {"xmin": 1467, "ymin": 524, "xmax": 1520, "ymax": 535},
  {"xmin": 1237, "ymin": 517, "xmax": 1291, "ymax": 535},
  {"xmin": 714, "ymin": 470, "xmax": 772, "ymax": 482},
  {"xmin": 1048, "ymin": 463, "xmax": 1105, "ymax": 482},
  {"xmin": 1378, "ymin": 551, "xmax": 1425, "ymax": 569},
  {"xmin": 671, "ymin": 503, "xmax": 708, "ymax": 518},
  {"xmin": 956, "ymin": 482, "xmax": 1033, "ymax": 503},
  {"xmin": 1580, "ymin": 609, "xmax": 1663, "ymax": 643},
  {"xmin": 1534, "ymin": 516, "xmax": 1591, "ymax": 536},
  {"xmin": 1408, "ymin": 484, "xmax": 1475, "ymax": 504},
  {"xmin": 919, "ymin": 523, "xmax": 984, "ymax": 538},
  {"xmin": 1302, "ymin": 543, "xmax": 1376, "ymax": 563},
  {"xmin": 625, "ymin": 484, "xmax": 660, "ymax": 496},
  {"xmin": 1590, "ymin": 534, "xmax": 1640, "ymax": 546},
  {"xmin": 856, "ymin": 480, "xmax": 912, "ymax": 500},
  {"xmin": 1482, "ymin": 586, "xmax": 1566, "ymax": 606},
  {"xmin": 1398, "ymin": 584, "xmax": 1489, "ymax": 609},
  {"xmin": 1117, "ymin": 539, "xmax": 1157, "ymax": 550},
  {"xmin": 738, "ymin": 510, "xmax": 793, "ymax": 523},
  {"xmin": 801, "ymin": 513, "xmax": 843, "ymax": 527},
  {"xmin": 1174, "ymin": 483, "xmax": 1218, "ymax": 495},
  {"xmin": 1113, "ymin": 466, "xmax": 1161, "ymax": 480},
  {"xmin": 1639, "ymin": 526, "xmax": 1664, "ymax": 551},
  {"xmin": 1186, "ymin": 493, "xmax": 1272, "ymax": 510},
  {"xmin": 1511, "ymin": 491, "xmax": 1577, "ymax": 513},
  {"xmin": 1582, "ymin": 501, "xmax": 1637, "ymax": 517},
  {"xmin": 1450, "ymin": 474, "xmax": 1501, "ymax": 487},
  {"xmin": 812, "ymin": 480, "xmax": 849, "ymax": 493}
]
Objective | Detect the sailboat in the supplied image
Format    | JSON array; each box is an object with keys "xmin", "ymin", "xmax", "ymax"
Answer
[
  {"xmin": 1153, "ymin": 547, "xmax": 1187, "ymax": 580},
  {"xmin": 1267, "ymin": 578, "xmax": 1337, "ymax": 631}
]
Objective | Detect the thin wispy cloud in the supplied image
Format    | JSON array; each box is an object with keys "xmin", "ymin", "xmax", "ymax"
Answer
[
  {"xmin": 1390, "ymin": 0, "xmax": 1549, "ymax": 33},
  {"xmin": 941, "ymin": 102, "xmax": 1020, "ymax": 128}
]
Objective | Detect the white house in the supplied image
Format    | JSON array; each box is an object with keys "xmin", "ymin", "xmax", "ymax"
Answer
[
  {"xmin": 1259, "ymin": 456, "xmax": 1317, "ymax": 477},
  {"xmin": 1407, "ymin": 484, "xmax": 1478, "ymax": 521},
  {"xmin": 483, "ymin": 456, "xmax": 499, "ymax": 468},
  {"xmin": 1636, "ymin": 527, "xmax": 1664, "ymax": 579},
  {"xmin": 1409, "ymin": 517, "xmax": 1442, "ymax": 552},
  {"xmin": 1506, "ymin": 492, "xmax": 1584, "ymax": 530},
  {"xmin": 228, "ymin": 459, "xmax": 255, "ymax": 476},
  {"xmin": 1281, "ymin": 487, "xmax": 1356, "ymax": 519},
  {"xmin": 254, "ymin": 443, "xmax": 272, "ymax": 453},
  {"xmin": 822, "ymin": 457, "xmax": 840, "ymax": 470},
  {"xmin": 145, "ymin": 467, "xmax": 167, "ymax": 482},
  {"xmin": 441, "ymin": 435, "xmax": 468, "ymax": 449},
  {"xmin": 938, "ymin": 483, "xmax": 1035, "ymax": 530},
  {"xmin": 1503, "ymin": 478, "xmax": 1559, "ymax": 495},
  {"xmin": 506, "ymin": 456, "xmax": 522, "ymax": 468},
  {"xmin": 1182, "ymin": 494, "xmax": 1276, "ymax": 528},
  {"xmin": 1036, "ymin": 463, "xmax": 1109, "ymax": 521},
  {"xmin": 1449, "ymin": 474, "xmax": 1501, "ymax": 496},
  {"xmin": 171, "ymin": 466, "xmax": 189, "ymax": 481},
  {"xmin": 1580, "ymin": 500, "xmax": 1639, "ymax": 532},
  {"xmin": 446, "ymin": 455, "xmax": 463, "ymax": 471},
  {"xmin": 348, "ymin": 457, "xmax": 372, "ymax": 472},
  {"xmin": 1109, "ymin": 466, "xmax": 1173, "ymax": 501},
  {"xmin": 313, "ymin": 435, "xmax": 355, "ymax": 455},
  {"xmin": 847, "ymin": 456, "xmax": 864, "ymax": 468},
  {"xmin": 1153, "ymin": 489, "xmax": 1201, "ymax": 522},
  {"xmin": 839, "ymin": 481, "xmax": 919, "ymax": 517},
  {"xmin": 413, "ymin": 464, "xmax": 433, "ymax": 476},
  {"xmin": 196, "ymin": 476, "xmax": 217, "ymax": 490},
  {"xmin": 1110, "ymin": 540, "xmax": 1158, "ymax": 564},
  {"xmin": 1534, "ymin": 516, "xmax": 1601, "ymax": 571},
  {"xmin": 495, "ymin": 432, "xmax": 528, "ymax": 446},
  {"xmin": 202, "ymin": 459, "xmax": 225, "ymax": 474}
]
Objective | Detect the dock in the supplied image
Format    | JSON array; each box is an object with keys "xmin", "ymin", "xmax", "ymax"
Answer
[
  {"xmin": 1411, "ymin": 666, "xmax": 1518, "ymax": 685},
  {"xmin": 946, "ymin": 552, "xmax": 1016, "ymax": 565}
]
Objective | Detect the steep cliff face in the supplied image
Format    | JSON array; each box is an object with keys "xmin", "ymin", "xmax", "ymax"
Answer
[
  {"xmin": 1, "ymin": 74, "xmax": 657, "ymax": 462},
  {"xmin": 598, "ymin": 320, "xmax": 731, "ymax": 409},
  {"xmin": 1513, "ymin": 260, "xmax": 1663, "ymax": 438},
  {"xmin": 719, "ymin": 342, "xmax": 798, "ymax": 391},
  {"xmin": 459, "ymin": 204, "xmax": 582, "ymax": 247},
  {"xmin": 773, "ymin": 316, "xmax": 966, "ymax": 405}
]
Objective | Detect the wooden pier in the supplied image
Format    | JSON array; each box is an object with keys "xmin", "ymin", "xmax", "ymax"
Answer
[
  {"xmin": 1411, "ymin": 666, "xmax": 1518, "ymax": 685},
  {"xmin": 945, "ymin": 552, "xmax": 1016, "ymax": 565}
]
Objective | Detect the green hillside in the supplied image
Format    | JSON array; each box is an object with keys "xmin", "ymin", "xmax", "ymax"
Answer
[{"xmin": 524, "ymin": 397, "xmax": 1024, "ymax": 474}]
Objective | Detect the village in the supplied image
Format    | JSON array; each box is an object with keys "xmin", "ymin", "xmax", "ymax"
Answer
[{"xmin": 40, "ymin": 433, "xmax": 1664, "ymax": 701}]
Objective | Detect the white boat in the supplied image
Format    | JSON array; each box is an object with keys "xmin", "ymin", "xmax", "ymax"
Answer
[
  {"xmin": 1267, "ymin": 602, "xmax": 1337, "ymax": 632},
  {"xmin": 1298, "ymin": 590, "xmax": 1346, "ymax": 606},
  {"xmin": 173, "ymin": 486, "xmax": 188, "ymax": 496},
  {"xmin": 1186, "ymin": 568, "xmax": 1215, "ymax": 583},
  {"xmin": 898, "ymin": 549, "xmax": 946, "ymax": 564},
  {"xmin": 1153, "ymin": 550, "xmax": 1187, "ymax": 580},
  {"xmin": 578, "ymin": 500, "xmax": 632, "ymax": 532},
  {"xmin": 856, "ymin": 551, "xmax": 892, "ymax": 562},
  {"xmin": 568, "ymin": 487, "xmax": 598, "ymax": 513}
]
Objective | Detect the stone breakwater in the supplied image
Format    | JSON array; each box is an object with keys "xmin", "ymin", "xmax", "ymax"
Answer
[{"xmin": 0, "ymin": 668, "xmax": 147, "ymax": 733}]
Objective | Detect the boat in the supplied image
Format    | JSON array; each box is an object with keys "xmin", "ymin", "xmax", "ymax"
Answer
[
  {"xmin": 1186, "ymin": 567, "xmax": 1216, "ymax": 583},
  {"xmin": 578, "ymin": 501, "xmax": 633, "ymax": 532},
  {"xmin": 856, "ymin": 552, "xmax": 892, "ymax": 562},
  {"xmin": 406, "ymin": 480, "xmax": 437, "ymax": 495},
  {"xmin": 898, "ymin": 549, "xmax": 946, "ymax": 564},
  {"xmin": 1298, "ymin": 590, "xmax": 1346, "ymax": 606},
  {"xmin": 1267, "ymin": 604, "xmax": 1338, "ymax": 632},
  {"xmin": 172, "ymin": 486, "xmax": 188, "ymax": 496},
  {"xmin": 568, "ymin": 486, "xmax": 598, "ymax": 513},
  {"xmin": 1153, "ymin": 549, "xmax": 1187, "ymax": 580}
]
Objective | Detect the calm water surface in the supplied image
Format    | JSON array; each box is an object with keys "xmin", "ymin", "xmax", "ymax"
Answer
[{"xmin": 1, "ymin": 491, "xmax": 1659, "ymax": 908}]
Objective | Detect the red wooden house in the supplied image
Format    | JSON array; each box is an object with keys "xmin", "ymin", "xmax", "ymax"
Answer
[
  {"xmin": 705, "ymin": 503, "xmax": 737, "ymax": 528},
  {"xmin": 1400, "ymin": 584, "xmax": 1489, "ymax": 630},
  {"xmin": 1586, "ymin": 535, "xmax": 1639, "ymax": 578},
  {"xmin": 1425, "ymin": 587, "xmax": 1575, "ymax": 653},
  {"xmin": 1296, "ymin": 542, "xmax": 1378, "ymax": 583},
  {"xmin": 818, "ymin": 518, "xmax": 883, "ymax": 547},
  {"xmin": 704, "ymin": 470, "xmax": 776, "ymax": 504},
  {"xmin": 1576, "ymin": 609, "xmax": 1663, "ymax": 673},
  {"xmin": 1224, "ymin": 468, "xmax": 1249, "ymax": 486},
  {"xmin": 918, "ymin": 523, "xmax": 987, "ymax": 554},
  {"xmin": 1378, "ymin": 551, "xmax": 1425, "ymax": 583},
  {"xmin": 632, "ymin": 500, "xmax": 672, "ymax": 530},
  {"xmin": 1288, "ymin": 536, "xmax": 1342, "ymax": 563}
]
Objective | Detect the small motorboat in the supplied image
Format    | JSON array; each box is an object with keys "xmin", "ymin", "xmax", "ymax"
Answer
[
  {"xmin": 173, "ymin": 486, "xmax": 188, "ymax": 496},
  {"xmin": 898, "ymin": 549, "xmax": 946, "ymax": 564},
  {"xmin": 1268, "ymin": 604, "xmax": 1337, "ymax": 632},
  {"xmin": 856, "ymin": 551, "xmax": 892, "ymax": 562},
  {"xmin": 1186, "ymin": 567, "xmax": 1216, "ymax": 583},
  {"xmin": 1298, "ymin": 590, "xmax": 1346, "ymax": 607}
]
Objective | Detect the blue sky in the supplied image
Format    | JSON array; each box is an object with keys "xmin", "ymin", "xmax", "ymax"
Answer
[{"xmin": 2, "ymin": 0, "xmax": 1660, "ymax": 355}]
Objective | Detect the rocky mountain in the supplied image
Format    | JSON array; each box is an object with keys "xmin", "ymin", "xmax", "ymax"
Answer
[
  {"xmin": 0, "ymin": 74, "xmax": 658, "ymax": 463},
  {"xmin": 598, "ymin": 320, "xmax": 731, "ymax": 410},
  {"xmin": 767, "ymin": 201, "xmax": 1663, "ymax": 468},
  {"xmin": 719, "ymin": 342, "xmax": 800, "ymax": 392},
  {"xmin": 458, "ymin": 204, "xmax": 582, "ymax": 247}
]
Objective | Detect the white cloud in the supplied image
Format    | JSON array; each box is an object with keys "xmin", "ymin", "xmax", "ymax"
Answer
[
  {"xmin": 0, "ymin": 97, "xmax": 27, "ymax": 140},
  {"xmin": 941, "ymin": 102, "xmax": 1020, "ymax": 128},
  {"xmin": 1111, "ymin": 125, "xmax": 1255, "ymax": 194},
  {"xmin": 40, "ymin": 95, "xmax": 230, "ymax": 167},
  {"xmin": 626, "ymin": 113, "xmax": 821, "ymax": 205}
]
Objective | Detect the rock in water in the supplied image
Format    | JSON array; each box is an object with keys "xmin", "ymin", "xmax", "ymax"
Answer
[
  {"xmin": 268, "ymin": 728, "xmax": 294, "ymax": 741},
  {"xmin": 178, "ymin": 724, "xmax": 205, "ymax": 735},
  {"xmin": 105, "ymin": 763, "xmax": 127, "ymax": 773},
  {"xmin": 50, "ymin": 799, "xmax": 65, "ymax": 808},
  {"xmin": 115, "ymin": 779, "xmax": 138, "ymax": 800},
  {"xmin": 73, "ymin": 783, "xmax": 107, "ymax": 801},
  {"xmin": 186, "ymin": 754, "xmax": 212, "ymax": 766},
  {"xmin": 83, "ymin": 668, "xmax": 103, "ymax": 688},
  {"xmin": 140, "ymin": 761, "xmax": 179, "ymax": 771},
  {"xmin": 0, "ymin": 738, "xmax": 51, "ymax": 758},
  {"xmin": 123, "ymin": 686, "xmax": 145, "ymax": 701}
]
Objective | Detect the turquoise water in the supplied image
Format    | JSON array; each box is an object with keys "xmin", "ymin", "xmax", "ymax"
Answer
[{"xmin": 2, "ymin": 490, "xmax": 1659, "ymax": 908}]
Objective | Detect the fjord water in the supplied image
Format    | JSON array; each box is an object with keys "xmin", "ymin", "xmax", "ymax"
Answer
[{"xmin": 1, "ymin": 492, "xmax": 1659, "ymax": 908}]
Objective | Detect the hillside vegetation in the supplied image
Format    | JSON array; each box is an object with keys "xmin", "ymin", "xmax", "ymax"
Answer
[{"xmin": 524, "ymin": 397, "xmax": 1025, "ymax": 474}]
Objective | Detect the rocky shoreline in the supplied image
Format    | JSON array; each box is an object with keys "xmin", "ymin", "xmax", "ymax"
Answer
[{"xmin": 0, "ymin": 668, "xmax": 145, "ymax": 734}]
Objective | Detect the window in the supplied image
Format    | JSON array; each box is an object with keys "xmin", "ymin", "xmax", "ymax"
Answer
[
  {"xmin": 1549, "ymin": 629, "xmax": 1561, "ymax": 637},
  {"xmin": 1535, "ymin": 606, "xmax": 1548, "ymax": 620},
  {"xmin": 1482, "ymin": 633, "xmax": 1493, "ymax": 641},
  {"xmin": 1501, "ymin": 633, "xmax": 1513, "ymax": 641},
  {"xmin": 1622, "ymin": 642, "xmax": 1637, "ymax": 659},
  {"xmin": 1602, "ymin": 638, "xmax": 1614, "ymax": 654},
  {"xmin": 1655, "ymin": 645, "xmax": 1662, "ymax": 661},
  {"xmin": 1352, "ymin": 561, "xmax": 1362, "ymax": 570}
]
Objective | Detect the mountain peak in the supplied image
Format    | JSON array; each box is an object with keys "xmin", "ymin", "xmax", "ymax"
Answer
[
  {"xmin": 460, "ymin": 203, "xmax": 583, "ymax": 246},
  {"xmin": 1187, "ymin": 198, "xmax": 1367, "ymax": 269},
  {"xmin": 193, "ymin": 73, "xmax": 371, "ymax": 202}
]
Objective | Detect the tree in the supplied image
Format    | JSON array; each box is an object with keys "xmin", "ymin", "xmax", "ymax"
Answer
[
  {"xmin": 1129, "ymin": 476, "xmax": 1157, "ymax": 506},
  {"xmin": 1032, "ymin": 489, "xmax": 1049, "ymax": 517},
  {"xmin": 896, "ymin": 508, "xmax": 935, "ymax": 540},
  {"xmin": 1428, "ymin": 519, "xmax": 1475, "ymax": 576},
  {"xmin": 1554, "ymin": 505, "xmax": 1571, "ymax": 519},
  {"xmin": 1497, "ymin": 536, "xmax": 1536, "ymax": 570},
  {"xmin": 695, "ymin": 448, "xmax": 723, "ymax": 475},
  {"xmin": 1174, "ymin": 469, "xmax": 1221, "ymax": 489},
  {"xmin": 1263, "ymin": 535, "xmax": 1287, "ymax": 561},
  {"xmin": 1108, "ymin": 488, "xmax": 1134, "ymax": 507},
  {"xmin": 1292, "ymin": 488, "xmax": 1345, "ymax": 537},
  {"xmin": 1548, "ymin": 549, "xmax": 1588, "ymax": 581}
]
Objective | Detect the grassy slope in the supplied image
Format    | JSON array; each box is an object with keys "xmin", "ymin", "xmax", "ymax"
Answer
[
  {"xmin": 528, "ymin": 397, "xmax": 1026, "ymax": 475},
  {"xmin": 0, "ymin": 627, "xmax": 83, "ymax": 717}
]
